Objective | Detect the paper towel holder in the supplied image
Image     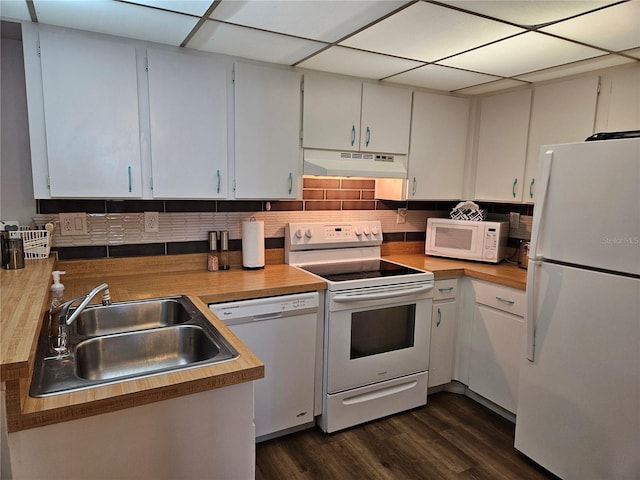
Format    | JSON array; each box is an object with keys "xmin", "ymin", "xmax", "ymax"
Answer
[{"xmin": 242, "ymin": 217, "xmax": 265, "ymax": 270}]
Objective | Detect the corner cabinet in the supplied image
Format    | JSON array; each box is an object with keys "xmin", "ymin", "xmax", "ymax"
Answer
[
  {"xmin": 302, "ymin": 74, "xmax": 412, "ymax": 154},
  {"xmin": 407, "ymin": 93, "xmax": 470, "ymax": 200},
  {"xmin": 467, "ymin": 279, "xmax": 525, "ymax": 414},
  {"xmin": 523, "ymin": 76, "xmax": 599, "ymax": 202},
  {"xmin": 147, "ymin": 48, "xmax": 229, "ymax": 199},
  {"xmin": 32, "ymin": 30, "xmax": 143, "ymax": 198},
  {"xmin": 474, "ymin": 89, "xmax": 532, "ymax": 202},
  {"xmin": 233, "ymin": 63, "xmax": 301, "ymax": 199}
]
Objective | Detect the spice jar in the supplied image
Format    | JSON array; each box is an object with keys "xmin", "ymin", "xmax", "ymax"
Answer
[
  {"xmin": 219, "ymin": 230, "xmax": 230, "ymax": 270},
  {"xmin": 207, "ymin": 231, "xmax": 219, "ymax": 272}
]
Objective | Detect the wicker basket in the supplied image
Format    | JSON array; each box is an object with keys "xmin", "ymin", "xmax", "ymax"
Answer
[{"xmin": 10, "ymin": 228, "xmax": 51, "ymax": 259}]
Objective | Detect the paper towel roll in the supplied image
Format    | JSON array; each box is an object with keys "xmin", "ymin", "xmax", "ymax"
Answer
[{"xmin": 242, "ymin": 219, "xmax": 265, "ymax": 269}]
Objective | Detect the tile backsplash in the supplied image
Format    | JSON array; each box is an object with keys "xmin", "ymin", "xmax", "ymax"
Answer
[{"xmin": 34, "ymin": 181, "xmax": 533, "ymax": 260}]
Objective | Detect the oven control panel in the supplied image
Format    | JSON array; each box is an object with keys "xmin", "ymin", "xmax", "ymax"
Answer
[{"xmin": 286, "ymin": 221, "xmax": 383, "ymax": 250}]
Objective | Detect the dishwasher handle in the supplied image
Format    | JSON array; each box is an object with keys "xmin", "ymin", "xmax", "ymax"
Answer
[{"xmin": 332, "ymin": 284, "xmax": 433, "ymax": 303}]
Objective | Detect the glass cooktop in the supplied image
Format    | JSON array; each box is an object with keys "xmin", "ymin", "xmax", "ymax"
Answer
[{"xmin": 299, "ymin": 259, "xmax": 424, "ymax": 283}]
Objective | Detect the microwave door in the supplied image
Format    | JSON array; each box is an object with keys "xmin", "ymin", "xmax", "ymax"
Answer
[{"xmin": 430, "ymin": 223, "xmax": 484, "ymax": 260}]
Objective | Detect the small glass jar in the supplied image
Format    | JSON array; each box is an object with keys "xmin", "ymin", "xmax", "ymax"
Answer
[{"xmin": 207, "ymin": 231, "xmax": 219, "ymax": 272}]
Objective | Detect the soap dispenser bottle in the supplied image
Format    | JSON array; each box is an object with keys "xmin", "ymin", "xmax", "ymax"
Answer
[
  {"xmin": 49, "ymin": 270, "xmax": 67, "ymax": 354},
  {"xmin": 50, "ymin": 270, "xmax": 66, "ymax": 307}
]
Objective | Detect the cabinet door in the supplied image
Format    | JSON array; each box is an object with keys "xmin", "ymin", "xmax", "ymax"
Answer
[
  {"xmin": 523, "ymin": 76, "xmax": 599, "ymax": 202},
  {"xmin": 147, "ymin": 49, "xmax": 228, "ymax": 199},
  {"xmin": 234, "ymin": 63, "xmax": 301, "ymax": 199},
  {"xmin": 39, "ymin": 31, "xmax": 142, "ymax": 198},
  {"xmin": 429, "ymin": 300, "xmax": 457, "ymax": 388},
  {"xmin": 408, "ymin": 92, "xmax": 470, "ymax": 199},
  {"xmin": 474, "ymin": 89, "xmax": 531, "ymax": 202},
  {"xmin": 360, "ymin": 83, "xmax": 412, "ymax": 154},
  {"xmin": 468, "ymin": 304, "xmax": 523, "ymax": 413},
  {"xmin": 302, "ymin": 74, "xmax": 362, "ymax": 151}
]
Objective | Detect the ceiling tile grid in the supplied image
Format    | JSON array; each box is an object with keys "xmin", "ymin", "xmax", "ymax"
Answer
[{"xmin": 1, "ymin": 0, "xmax": 638, "ymax": 93}]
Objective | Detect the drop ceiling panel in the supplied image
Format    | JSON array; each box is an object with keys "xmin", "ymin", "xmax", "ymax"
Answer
[
  {"xmin": 388, "ymin": 64, "xmax": 501, "ymax": 91},
  {"xmin": 515, "ymin": 54, "xmax": 637, "ymax": 82},
  {"xmin": 340, "ymin": 2, "xmax": 524, "ymax": 62},
  {"xmin": 33, "ymin": 0, "xmax": 199, "ymax": 45},
  {"xmin": 209, "ymin": 0, "xmax": 409, "ymax": 42},
  {"xmin": 297, "ymin": 46, "xmax": 422, "ymax": 80},
  {"xmin": 125, "ymin": 0, "xmax": 212, "ymax": 17},
  {"xmin": 446, "ymin": 1, "xmax": 621, "ymax": 26},
  {"xmin": 541, "ymin": 1, "xmax": 640, "ymax": 52},
  {"xmin": 0, "ymin": 1, "xmax": 31, "ymax": 21},
  {"xmin": 188, "ymin": 21, "xmax": 325, "ymax": 65},
  {"xmin": 439, "ymin": 31, "xmax": 605, "ymax": 77}
]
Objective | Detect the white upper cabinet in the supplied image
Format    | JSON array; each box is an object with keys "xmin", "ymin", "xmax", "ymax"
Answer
[
  {"xmin": 523, "ymin": 76, "xmax": 599, "ymax": 202},
  {"xmin": 302, "ymin": 74, "xmax": 362, "ymax": 151},
  {"xmin": 360, "ymin": 83, "xmax": 412, "ymax": 154},
  {"xmin": 147, "ymin": 48, "xmax": 229, "ymax": 199},
  {"xmin": 474, "ymin": 89, "xmax": 532, "ymax": 202},
  {"xmin": 407, "ymin": 92, "xmax": 470, "ymax": 199},
  {"xmin": 302, "ymin": 73, "xmax": 412, "ymax": 154},
  {"xmin": 233, "ymin": 63, "xmax": 301, "ymax": 199},
  {"xmin": 38, "ymin": 30, "xmax": 142, "ymax": 198}
]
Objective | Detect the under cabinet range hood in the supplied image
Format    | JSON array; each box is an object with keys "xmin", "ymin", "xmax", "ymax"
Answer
[{"xmin": 303, "ymin": 149, "xmax": 407, "ymax": 179}]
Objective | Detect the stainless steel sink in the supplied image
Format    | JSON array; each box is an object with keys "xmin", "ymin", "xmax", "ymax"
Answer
[
  {"xmin": 74, "ymin": 298, "xmax": 191, "ymax": 336},
  {"xmin": 30, "ymin": 296, "xmax": 239, "ymax": 397},
  {"xmin": 75, "ymin": 326, "xmax": 222, "ymax": 381}
]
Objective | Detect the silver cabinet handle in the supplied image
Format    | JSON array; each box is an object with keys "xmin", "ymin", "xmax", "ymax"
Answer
[
  {"xmin": 512, "ymin": 177, "xmax": 518, "ymax": 198},
  {"xmin": 288, "ymin": 172, "xmax": 293, "ymax": 195},
  {"xmin": 412, "ymin": 177, "xmax": 417, "ymax": 196},
  {"xmin": 128, "ymin": 166, "xmax": 132, "ymax": 193},
  {"xmin": 438, "ymin": 287, "xmax": 454, "ymax": 293},
  {"xmin": 216, "ymin": 169, "xmax": 221, "ymax": 194},
  {"xmin": 351, "ymin": 125, "xmax": 356, "ymax": 146},
  {"xmin": 496, "ymin": 296, "xmax": 515, "ymax": 305},
  {"xmin": 436, "ymin": 307, "xmax": 442, "ymax": 327},
  {"xmin": 365, "ymin": 126, "xmax": 371, "ymax": 147}
]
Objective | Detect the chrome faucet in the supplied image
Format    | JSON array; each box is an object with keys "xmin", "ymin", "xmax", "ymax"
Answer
[{"xmin": 49, "ymin": 283, "xmax": 112, "ymax": 355}]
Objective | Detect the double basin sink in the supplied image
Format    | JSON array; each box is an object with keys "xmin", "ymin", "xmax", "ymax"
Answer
[{"xmin": 30, "ymin": 296, "xmax": 239, "ymax": 397}]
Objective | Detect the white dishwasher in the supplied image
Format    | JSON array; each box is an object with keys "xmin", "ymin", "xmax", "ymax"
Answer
[{"xmin": 209, "ymin": 292, "xmax": 319, "ymax": 441}]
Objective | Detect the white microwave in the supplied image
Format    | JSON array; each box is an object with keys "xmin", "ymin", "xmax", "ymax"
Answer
[{"xmin": 425, "ymin": 218, "xmax": 509, "ymax": 263}]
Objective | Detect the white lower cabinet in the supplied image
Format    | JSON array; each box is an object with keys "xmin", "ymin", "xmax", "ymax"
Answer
[
  {"xmin": 428, "ymin": 279, "xmax": 458, "ymax": 388},
  {"xmin": 467, "ymin": 279, "xmax": 525, "ymax": 414}
]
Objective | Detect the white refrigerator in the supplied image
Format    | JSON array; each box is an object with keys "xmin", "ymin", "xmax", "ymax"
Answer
[{"xmin": 514, "ymin": 137, "xmax": 640, "ymax": 479}]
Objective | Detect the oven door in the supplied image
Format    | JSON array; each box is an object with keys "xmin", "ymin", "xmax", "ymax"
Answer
[{"xmin": 326, "ymin": 282, "xmax": 432, "ymax": 393}]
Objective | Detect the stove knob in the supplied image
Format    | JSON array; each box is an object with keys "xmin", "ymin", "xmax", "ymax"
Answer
[
  {"xmin": 294, "ymin": 228, "xmax": 303, "ymax": 239},
  {"xmin": 371, "ymin": 225, "xmax": 379, "ymax": 236},
  {"xmin": 354, "ymin": 227, "xmax": 362, "ymax": 237},
  {"xmin": 305, "ymin": 228, "xmax": 313, "ymax": 239},
  {"xmin": 363, "ymin": 226, "xmax": 371, "ymax": 236}
]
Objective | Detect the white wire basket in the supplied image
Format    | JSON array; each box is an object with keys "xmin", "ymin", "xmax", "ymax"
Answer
[{"xmin": 9, "ymin": 227, "xmax": 51, "ymax": 259}]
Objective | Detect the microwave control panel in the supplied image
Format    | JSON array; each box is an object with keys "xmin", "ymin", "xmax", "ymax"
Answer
[{"xmin": 483, "ymin": 227, "xmax": 499, "ymax": 259}]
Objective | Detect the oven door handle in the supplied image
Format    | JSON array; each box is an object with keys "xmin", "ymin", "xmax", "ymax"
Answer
[{"xmin": 332, "ymin": 284, "xmax": 433, "ymax": 303}]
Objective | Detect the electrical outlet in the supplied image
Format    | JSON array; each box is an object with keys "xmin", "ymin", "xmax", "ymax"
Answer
[
  {"xmin": 144, "ymin": 212, "xmax": 159, "ymax": 233},
  {"xmin": 397, "ymin": 208, "xmax": 407, "ymax": 224},
  {"xmin": 59, "ymin": 213, "xmax": 88, "ymax": 236}
]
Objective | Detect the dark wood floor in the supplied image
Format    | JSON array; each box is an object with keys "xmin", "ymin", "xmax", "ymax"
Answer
[{"xmin": 256, "ymin": 392, "xmax": 557, "ymax": 480}]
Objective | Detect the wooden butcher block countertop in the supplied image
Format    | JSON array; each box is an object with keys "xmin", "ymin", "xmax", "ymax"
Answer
[
  {"xmin": 1, "ymin": 254, "xmax": 325, "ymax": 432},
  {"xmin": 1, "ymin": 251, "xmax": 524, "ymax": 432},
  {"xmin": 384, "ymin": 254, "xmax": 528, "ymax": 290}
]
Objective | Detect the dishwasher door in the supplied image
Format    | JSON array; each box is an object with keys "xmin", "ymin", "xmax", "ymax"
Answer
[{"xmin": 210, "ymin": 292, "xmax": 319, "ymax": 440}]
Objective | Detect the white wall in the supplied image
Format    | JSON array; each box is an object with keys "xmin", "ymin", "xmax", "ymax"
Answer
[{"xmin": 0, "ymin": 38, "xmax": 36, "ymax": 225}]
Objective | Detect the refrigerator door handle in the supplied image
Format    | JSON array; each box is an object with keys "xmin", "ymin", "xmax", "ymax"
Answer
[
  {"xmin": 529, "ymin": 150, "xmax": 554, "ymax": 260},
  {"xmin": 525, "ymin": 260, "xmax": 541, "ymax": 362}
]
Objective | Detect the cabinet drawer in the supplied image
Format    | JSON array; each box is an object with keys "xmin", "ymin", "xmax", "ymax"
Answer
[
  {"xmin": 472, "ymin": 279, "xmax": 526, "ymax": 317},
  {"xmin": 433, "ymin": 279, "xmax": 458, "ymax": 301}
]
